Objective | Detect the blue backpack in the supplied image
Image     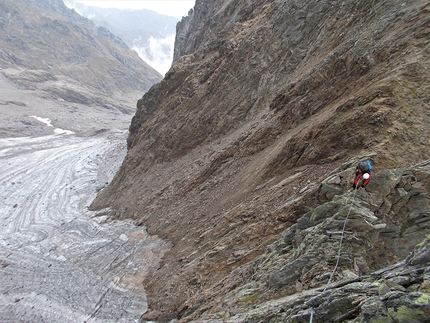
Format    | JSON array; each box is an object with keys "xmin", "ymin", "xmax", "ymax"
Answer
[{"xmin": 366, "ymin": 160, "xmax": 373, "ymax": 172}]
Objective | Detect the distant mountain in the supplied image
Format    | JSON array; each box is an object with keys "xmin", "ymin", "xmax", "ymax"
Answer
[
  {"xmin": 0, "ymin": 0, "xmax": 163, "ymax": 137},
  {"xmin": 63, "ymin": 0, "xmax": 181, "ymax": 74},
  {"xmin": 0, "ymin": 0, "xmax": 161, "ymax": 103}
]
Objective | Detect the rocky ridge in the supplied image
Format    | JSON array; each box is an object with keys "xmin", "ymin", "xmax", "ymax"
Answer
[
  {"xmin": 91, "ymin": 0, "xmax": 430, "ymax": 321},
  {"xmin": 178, "ymin": 158, "xmax": 430, "ymax": 322}
]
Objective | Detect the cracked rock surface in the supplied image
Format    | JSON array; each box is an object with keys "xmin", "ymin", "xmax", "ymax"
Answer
[{"xmin": 179, "ymin": 160, "xmax": 430, "ymax": 322}]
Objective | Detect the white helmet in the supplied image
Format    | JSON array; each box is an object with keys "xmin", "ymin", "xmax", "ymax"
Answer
[{"xmin": 363, "ymin": 173, "xmax": 370, "ymax": 179}]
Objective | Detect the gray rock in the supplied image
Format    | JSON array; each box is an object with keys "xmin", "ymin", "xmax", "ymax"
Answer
[{"xmin": 180, "ymin": 161, "xmax": 430, "ymax": 322}]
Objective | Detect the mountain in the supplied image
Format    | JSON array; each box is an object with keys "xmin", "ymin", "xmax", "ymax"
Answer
[
  {"xmin": 0, "ymin": 0, "xmax": 162, "ymax": 137},
  {"xmin": 90, "ymin": 0, "xmax": 430, "ymax": 322},
  {"xmin": 63, "ymin": 0, "xmax": 181, "ymax": 75},
  {"xmin": 63, "ymin": 1, "xmax": 179, "ymax": 47}
]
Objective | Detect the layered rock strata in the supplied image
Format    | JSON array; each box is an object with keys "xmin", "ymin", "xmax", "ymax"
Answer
[
  {"xmin": 91, "ymin": 0, "xmax": 430, "ymax": 321},
  {"xmin": 178, "ymin": 159, "xmax": 430, "ymax": 322}
]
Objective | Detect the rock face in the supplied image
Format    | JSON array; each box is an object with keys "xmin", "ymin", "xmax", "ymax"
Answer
[
  {"xmin": 178, "ymin": 159, "xmax": 430, "ymax": 322},
  {"xmin": 181, "ymin": 234, "xmax": 430, "ymax": 323},
  {"xmin": 91, "ymin": 0, "xmax": 430, "ymax": 322},
  {"xmin": 0, "ymin": 0, "xmax": 162, "ymax": 110}
]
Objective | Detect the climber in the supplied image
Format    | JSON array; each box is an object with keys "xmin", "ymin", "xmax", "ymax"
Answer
[{"xmin": 353, "ymin": 160, "xmax": 373, "ymax": 188}]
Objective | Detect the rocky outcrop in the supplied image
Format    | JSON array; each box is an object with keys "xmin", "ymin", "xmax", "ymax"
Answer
[
  {"xmin": 91, "ymin": 0, "xmax": 430, "ymax": 321},
  {"xmin": 178, "ymin": 159, "xmax": 430, "ymax": 322},
  {"xmin": 179, "ymin": 234, "xmax": 430, "ymax": 323}
]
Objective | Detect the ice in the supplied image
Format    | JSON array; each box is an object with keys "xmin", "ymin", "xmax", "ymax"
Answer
[{"xmin": 0, "ymin": 134, "xmax": 169, "ymax": 322}]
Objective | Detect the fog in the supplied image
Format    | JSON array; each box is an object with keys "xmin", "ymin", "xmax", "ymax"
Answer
[{"xmin": 133, "ymin": 34, "xmax": 176, "ymax": 76}]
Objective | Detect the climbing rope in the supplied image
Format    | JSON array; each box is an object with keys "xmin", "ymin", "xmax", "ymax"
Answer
[
  {"xmin": 309, "ymin": 186, "xmax": 358, "ymax": 323},
  {"xmin": 324, "ymin": 186, "xmax": 358, "ymax": 292}
]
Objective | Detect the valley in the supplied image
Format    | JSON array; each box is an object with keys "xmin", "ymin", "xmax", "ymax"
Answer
[{"xmin": 0, "ymin": 130, "xmax": 169, "ymax": 322}]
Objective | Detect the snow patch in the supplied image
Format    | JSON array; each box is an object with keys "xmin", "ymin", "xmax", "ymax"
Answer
[{"xmin": 30, "ymin": 115, "xmax": 75, "ymax": 135}]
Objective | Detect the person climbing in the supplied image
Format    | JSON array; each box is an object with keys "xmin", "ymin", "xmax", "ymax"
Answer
[{"xmin": 353, "ymin": 159, "xmax": 373, "ymax": 188}]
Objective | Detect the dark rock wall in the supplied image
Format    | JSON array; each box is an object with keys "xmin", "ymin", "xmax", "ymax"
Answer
[
  {"xmin": 127, "ymin": 0, "xmax": 429, "ymax": 166},
  {"xmin": 91, "ymin": 0, "xmax": 430, "ymax": 321}
]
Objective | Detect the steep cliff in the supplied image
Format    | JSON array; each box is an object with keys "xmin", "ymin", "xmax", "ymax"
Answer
[{"xmin": 91, "ymin": 0, "xmax": 430, "ymax": 321}]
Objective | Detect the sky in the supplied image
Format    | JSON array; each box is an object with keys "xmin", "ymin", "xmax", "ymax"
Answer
[{"xmin": 73, "ymin": 1, "xmax": 195, "ymax": 18}]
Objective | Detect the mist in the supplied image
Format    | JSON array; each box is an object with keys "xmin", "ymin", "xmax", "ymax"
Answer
[{"xmin": 132, "ymin": 34, "xmax": 176, "ymax": 76}]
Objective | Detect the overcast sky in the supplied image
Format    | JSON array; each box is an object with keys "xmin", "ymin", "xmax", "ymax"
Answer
[{"xmin": 73, "ymin": 0, "xmax": 195, "ymax": 18}]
